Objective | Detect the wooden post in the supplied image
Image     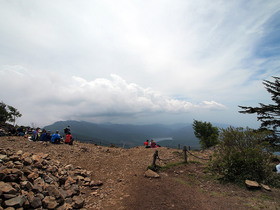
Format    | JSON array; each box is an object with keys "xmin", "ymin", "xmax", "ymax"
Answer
[
  {"xmin": 178, "ymin": 144, "xmax": 180, "ymax": 149},
  {"xmin": 188, "ymin": 146, "xmax": 191, "ymax": 150},
  {"xmin": 152, "ymin": 150, "xmax": 158, "ymax": 168},
  {"xmin": 183, "ymin": 146, "xmax": 187, "ymax": 163}
]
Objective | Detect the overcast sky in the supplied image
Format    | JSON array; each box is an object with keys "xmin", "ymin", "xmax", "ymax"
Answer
[{"xmin": 0, "ymin": 0, "xmax": 279, "ymax": 128}]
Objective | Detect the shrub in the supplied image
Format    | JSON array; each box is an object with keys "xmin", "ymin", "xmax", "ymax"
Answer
[{"xmin": 211, "ymin": 127, "xmax": 280, "ymax": 187}]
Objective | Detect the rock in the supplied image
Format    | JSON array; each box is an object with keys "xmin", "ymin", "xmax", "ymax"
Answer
[
  {"xmin": 0, "ymin": 154, "xmax": 8, "ymax": 161},
  {"xmin": 20, "ymin": 181, "xmax": 33, "ymax": 191},
  {"xmin": 42, "ymin": 196, "xmax": 58, "ymax": 209},
  {"xmin": 245, "ymin": 180, "xmax": 260, "ymax": 189},
  {"xmin": 23, "ymin": 157, "xmax": 32, "ymax": 166},
  {"xmin": 0, "ymin": 181, "xmax": 17, "ymax": 194},
  {"xmin": 46, "ymin": 184, "xmax": 63, "ymax": 199},
  {"xmin": 29, "ymin": 196, "xmax": 42, "ymax": 208},
  {"xmin": 27, "ymin": 172, "xmax": 39, "ymax": 180},
  {"xmin": 89, "ymin": 180, "xmax": 103, "ymax": 187},
  {"xmin": 31, "ymin": 155, "xmax": 42, "ymax": 163},
  {"xmin": 4, "ymin": 196, "xmax": 26, "ymax": 208},
  {"xmin": 261, "ymin": 184, "xmax": 271, "ymax": 191},
  {"xmin": 72, "ymin": 196, "xmax": 85, "ymax": 209},
  {"xmin": 144, "ymin": 169, "xmax": 160, "ymax": 178}
]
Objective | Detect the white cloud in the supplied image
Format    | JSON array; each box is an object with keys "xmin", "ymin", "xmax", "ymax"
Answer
[
  {"xmin": 0, "ymin": 66, "xmax": 225, "ymax": 126},
  {"xmin": 0, "ymin": 1, "xmax": 279, "ymax": 128}
]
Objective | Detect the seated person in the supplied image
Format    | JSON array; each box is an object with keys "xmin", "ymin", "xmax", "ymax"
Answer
[
  {"xmin": 144, "ymin": 140, "xmax": 150, "ymax": 148},
  {"xmin": 32, "ymin": 128, "xmax": 40, "ymax": 141},
  {"xmin": 46, "ymin": 130, "xmax": 52, "ymax": 141},
  {"xmin": 40, "ymin": 129, "xmax": 47, "ymax": 141},
  {"xmin": 65, "ymin": 132, "xmax": 73, "ymax": 145},
  {"xmin": 150, "ymin": 140, "xmax": 157, "ymax": 148},
  {"xmin": 51, "ymin": 130, "xmax": 61, "ymax": 144}
]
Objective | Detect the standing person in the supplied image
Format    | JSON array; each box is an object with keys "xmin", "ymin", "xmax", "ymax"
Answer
[
  {"xmin": 64, "ymin": 125, "xmax": 71, "ymax": 135},
  {"xmin": 144, "ymin": 140, "xmax": 150, "ymax": 148},
  {"xmin": 51, "ymin": 130, "xmax": 61, "ymax": 144}
]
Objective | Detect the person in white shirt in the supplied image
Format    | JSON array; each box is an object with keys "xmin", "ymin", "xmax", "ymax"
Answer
[{"xmin": 276, "ymin": 161, "xmax": 280, "ymax": 174}]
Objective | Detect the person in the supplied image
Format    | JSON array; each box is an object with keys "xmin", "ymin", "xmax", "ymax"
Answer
[
  {"xmin": 144, "ymin": 140, "xmax": 150, "ymax": 148},
  {"xmin": 32, "ymin": 128, "xmax": 40, "ymax": 141},
  {"xmin": 17, "ymin": 126, "xmax": 25, "ymax": 136},
  {"xmin": 51, "ymin": 130, "xmax": 61, "ymax": 144},
  {"xmin": 40, "ymin": 129, "xmax": 47, "ymax": 141},
  {"xmin": 64, "ymin": 125, "xmax": 71, "ymax": 135},
  {"xmin": 150, "ymin": 139, "xmax": 157, "ymax": 148},
  {"xmin": 276, "ymin": 161, "xmax": 280, "ymax": 174},
  {"xmin": 46, "ymin": 130, "xmax": 52, "ymax": 141},
  {"xmin": 65, "ymin": 132, "xmax": 73, "ymax": 145}
]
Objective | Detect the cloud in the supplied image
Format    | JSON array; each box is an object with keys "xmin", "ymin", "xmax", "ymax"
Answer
[
  {"xmin": 0, "ymin": 66, "xmax": 225, "ymax": 125},
  {"xmin": 0, "ymin": 1, "xmax": 279, "ymax": 128}
]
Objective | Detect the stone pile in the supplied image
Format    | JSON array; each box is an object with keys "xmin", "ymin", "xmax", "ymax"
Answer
[{"xmin": 0, "ymin": 148, "xmax": 101, "ymax": 209}]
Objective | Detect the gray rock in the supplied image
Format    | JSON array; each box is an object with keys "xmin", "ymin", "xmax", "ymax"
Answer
[
  {"xmin": 30, "ymin": 196, "xmax": 42, "ymax": 208},
  {"xmin": 4, "ymin": 196, "xmax": 26, "ymax": 208}
]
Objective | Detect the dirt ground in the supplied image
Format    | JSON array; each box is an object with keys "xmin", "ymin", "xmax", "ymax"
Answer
[{"xmin": 1, "ymin": 136, "xmax": 280, "ymax": 209}]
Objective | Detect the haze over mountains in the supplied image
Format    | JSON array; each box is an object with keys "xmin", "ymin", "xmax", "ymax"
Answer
[{"xmin": 44, "ymin": 120, "xmax": 230, "ymax": 149}]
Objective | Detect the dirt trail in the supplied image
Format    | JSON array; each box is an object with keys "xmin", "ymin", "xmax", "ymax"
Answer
[{"xmin": 1, "ymin": 136, "xmax": 280, "ymax": 209}]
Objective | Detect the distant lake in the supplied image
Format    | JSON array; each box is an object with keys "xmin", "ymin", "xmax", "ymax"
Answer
[{"xmin": 153, "ymin": 137, "xmax": 173, "ymax": 142}]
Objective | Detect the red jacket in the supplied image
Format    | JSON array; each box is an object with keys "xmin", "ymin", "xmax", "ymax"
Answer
[{"xmin": 65, "ymin": 134, "xmax": 72, "ymax": 143}]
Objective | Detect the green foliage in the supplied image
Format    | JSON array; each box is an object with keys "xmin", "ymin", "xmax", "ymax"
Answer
[
  {"xmin": 211, "ymin": 127, "xmax": 280, "ymax": 187},
  {"xmin": 192, "ymin": 120, "xmax": 219, "ymax": 149},
  {"xmin": 0, "ymin": 102, "xmax": 22, "ymax": 125},
  {"xmin": 239, "ymin": 76, "xmax": 280, "ymax": 144},
  {"xmin": 0, "ymin": 102, "xmax": 9, "ymax": 125}
]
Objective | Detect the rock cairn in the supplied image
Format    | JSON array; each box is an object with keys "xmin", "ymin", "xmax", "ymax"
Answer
[{"xmin": 0, "ymin": 148, "xmax": 101, "ymax": 209}]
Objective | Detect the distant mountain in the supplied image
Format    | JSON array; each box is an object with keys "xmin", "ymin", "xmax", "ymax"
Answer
[{"xmin": 43, "ymin": 120, "xmax": 230, "ymax": 149}]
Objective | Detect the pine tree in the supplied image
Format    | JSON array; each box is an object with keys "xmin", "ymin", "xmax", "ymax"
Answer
[{"xmin": 239, "ymin": 76, "xmax": 280, "ymax": 141}]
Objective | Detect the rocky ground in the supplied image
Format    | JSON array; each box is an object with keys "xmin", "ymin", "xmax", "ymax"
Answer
[{"xmin": 0, "ymin": 136, "xmax": 280, "ymax": 209}]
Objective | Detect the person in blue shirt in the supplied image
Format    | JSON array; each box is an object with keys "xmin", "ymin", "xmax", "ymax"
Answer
[{"xmin": 51, "ymin": 130, "xmax": 61, "ymax": 144}]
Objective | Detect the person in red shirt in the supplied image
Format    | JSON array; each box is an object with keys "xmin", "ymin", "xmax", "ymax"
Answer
[
  {"xmin": 65, "ymin": 132, "xmax": 73, "ymax": 145},
  {"xmin": 144, "ymin": 140, "xmax": 150, "ymax": 148}
]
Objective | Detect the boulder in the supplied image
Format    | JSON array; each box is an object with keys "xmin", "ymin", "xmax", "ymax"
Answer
[
  {"xmin": 144, "ymin": 169, "xmax": 160, "ymax": 178},
  {"xmin": 261, "ymin": 184, "xmax": 271, "ymax": 191},
  {"xmin": 245, "ymin": 180, "xmax": 260, "ymax": 189}
]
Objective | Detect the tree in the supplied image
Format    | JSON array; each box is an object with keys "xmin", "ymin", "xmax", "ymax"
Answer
[
  {"xmin": 192, "ymin": 120, "xmax": 219, "ymax": 149},
  {"xmin": 7, "ymin": 105, "xmax": 22, "ymax": 126},
  {"xmin": 0, "ymin": 102, "xmax": 22, "ymax": 125},
  {"xmin": 239, "ymin": 76, "xmax": 280, "ymax": 142},
  {"xmin": 0, "ymin": 102, "xmax": 9, "ymax": 125}
]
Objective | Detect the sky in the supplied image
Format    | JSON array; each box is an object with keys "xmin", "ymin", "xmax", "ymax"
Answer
[{"xmin": 0, "ymin": 0, "xmax": 279, "ymax": 128}]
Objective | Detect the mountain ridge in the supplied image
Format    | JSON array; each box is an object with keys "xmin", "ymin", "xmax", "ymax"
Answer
[{"xmin": 43, "ymin": 120, "xmax": 231, "ymax": 149}]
